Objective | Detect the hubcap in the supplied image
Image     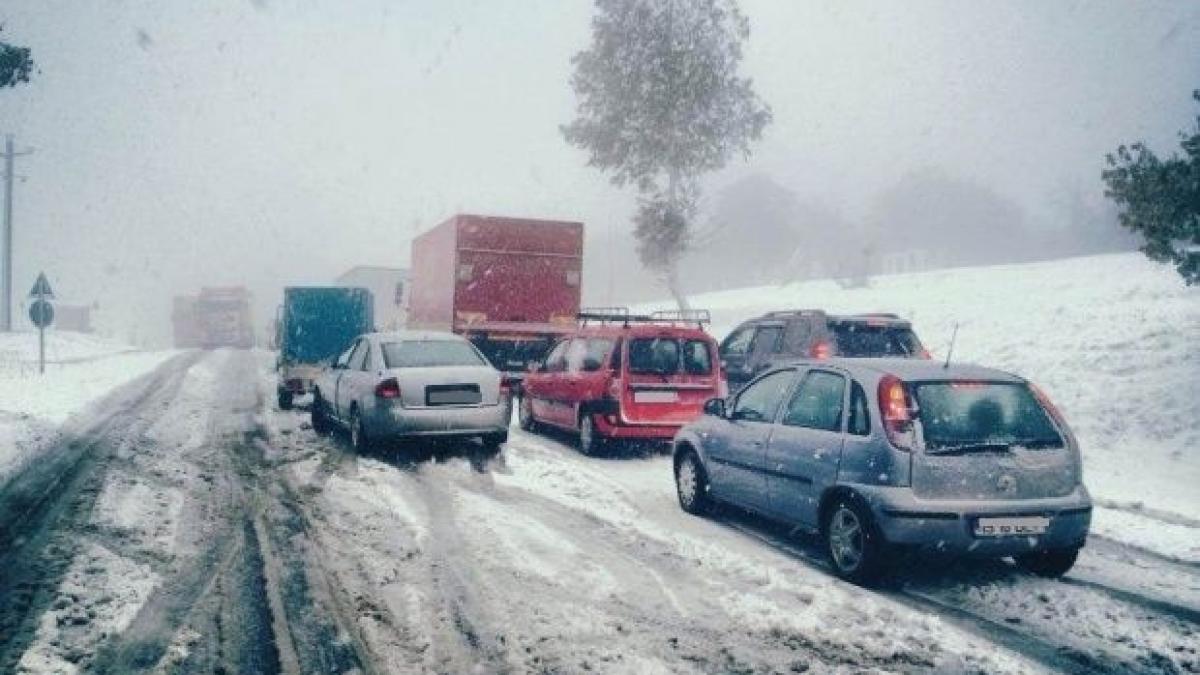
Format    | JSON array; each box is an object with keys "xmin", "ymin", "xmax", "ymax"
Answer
[
  {"xmin": 828, "ymin": 506, "xmax": 864, "ymax": 572},
  {"xmin": 677, "ymin": 458, "xmax": 698, "ymax": 506}
]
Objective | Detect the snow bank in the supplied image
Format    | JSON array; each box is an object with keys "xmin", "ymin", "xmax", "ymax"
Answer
[
  {"xmin": 0, "ymin": 331, "xmax": 176, "ymax": 485},
  {"xmin": 642, "ymin": 253, "xmax": 1199, "ymax": 554}
]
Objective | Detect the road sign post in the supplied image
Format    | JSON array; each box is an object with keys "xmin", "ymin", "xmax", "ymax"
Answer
[{"xmin": 28, "ymin": 272, "xmax": 54, "ymax": 374}]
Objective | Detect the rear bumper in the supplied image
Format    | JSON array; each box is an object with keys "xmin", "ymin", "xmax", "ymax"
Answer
[
  {"xmin": 368, "ymin": 403, "xmax": 509, "ymax": 439},
  {"xmin": 853, "ymin": 484, "xmax": 1092, "ymax": 555},
  {"xmin": 592, "ymin": 413, "xmax": 679, "ymax": 441}
]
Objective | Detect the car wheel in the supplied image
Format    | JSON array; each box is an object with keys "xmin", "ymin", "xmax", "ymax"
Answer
[
  {"xmin": 518, "ymin": 395, "xmax": 537, "ymax": 432},
  {"xmin": 311, "ymin": 393, "xmax": 331, "ymax": 434},
  {"xmin": 482, "ymin": 431, "xmax": 508, "ymax": 453},
  {"xmin": 578, "ymin": 413, "xmax": 604, "ymax": 456},
  {"xmin": 824, "ymin": 498, "xmax": 885, "ymax": 585},
  {"xmin": 675, "ymin": 450, "xmax": 712, "ymax": 515},
  {"xmin": 350, "ymin": 409, "xmax": 372, "ymax": 453},
  {"xmin": 1015, "ymin": 546, "xmax": 1079, "ymax": 578},
  {"xmin": 277, "ymin": 389, "xmax": 293, "ymax": 410}
]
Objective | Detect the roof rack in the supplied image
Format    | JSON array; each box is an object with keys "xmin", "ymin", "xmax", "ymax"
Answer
[
  {"xmin": 577, "ymin": 307, "xmax": 711, "ymax": 328},
  {"xmin": 763, "ymin": 309, "xmax": 826, "ymax": 318}
]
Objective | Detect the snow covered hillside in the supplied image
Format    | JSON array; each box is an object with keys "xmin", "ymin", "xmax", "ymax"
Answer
[
  {"xmin": 644, "ymin": 253, "xmax": 1199, "ymax": 559},
  {"xmin": 0, "ymin": 331, "xmax": 176, "ymax": 485}
]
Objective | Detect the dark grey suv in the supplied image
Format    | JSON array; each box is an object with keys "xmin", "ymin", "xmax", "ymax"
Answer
[
  {"xmin": 720, "ymin": 310, "xmax": 927, "ymax": 392},
  {"xmin": 672, "ymin": 358, "xmax": 1092, "ymax": 584}
]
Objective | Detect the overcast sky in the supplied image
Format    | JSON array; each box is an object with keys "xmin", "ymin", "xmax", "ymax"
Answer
[{"xmin": 1, "ymin": 0, "xmax": 1198, "ymax": 344}]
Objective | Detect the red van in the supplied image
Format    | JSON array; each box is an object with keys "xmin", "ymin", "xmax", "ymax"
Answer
[{"xmin": 519, "ymin": 309, "xmax": 726, "ymax": 454}]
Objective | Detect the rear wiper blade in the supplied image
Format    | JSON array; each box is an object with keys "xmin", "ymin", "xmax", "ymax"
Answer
[{"xmin": 925, "ymin": 442, "xmax": 1013, "ymax": 456}]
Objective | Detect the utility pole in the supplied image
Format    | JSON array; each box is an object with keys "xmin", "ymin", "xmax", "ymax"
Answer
[{"xmin": 3, "ymin": 135, "xmax": 34, "ymax": 332}]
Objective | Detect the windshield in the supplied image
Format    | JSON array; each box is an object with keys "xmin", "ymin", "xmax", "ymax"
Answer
[
  {"xmin": 381, "ymin": 341, "xmax": 485, "ymax": 368},
  {"xmin": 830, "ymin": 323, "xmax": 923, "ymax": 357},
  {"xmin": 914, "ymin": 382, "xmax": 1063, "ymax": 450}
]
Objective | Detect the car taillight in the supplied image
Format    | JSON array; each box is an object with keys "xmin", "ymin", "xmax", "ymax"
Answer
[
  {"xmin": 374, "ymin": 378, "xmax": 401, "ymax": 399},
  {"xmin": 810, "ymin": 341, "xmax": 832, "ymax": 359},
  {"xmin": 877, "ymin": 374, "xmax": 915, "ymax": 451}
]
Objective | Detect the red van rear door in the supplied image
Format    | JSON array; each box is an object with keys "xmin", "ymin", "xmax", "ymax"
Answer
[{"xmin": 620, "ymin": 335, "xmax": 719, "ymax": 426}]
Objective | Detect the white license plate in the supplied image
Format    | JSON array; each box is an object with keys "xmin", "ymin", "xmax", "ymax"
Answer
[
  {"xmin": 974, "ymin": 516, "xmax": 1050, "ymax": 537},
  {"xmin": 633, "ymin": 390, "xmax": 678, "ymax": 404}
]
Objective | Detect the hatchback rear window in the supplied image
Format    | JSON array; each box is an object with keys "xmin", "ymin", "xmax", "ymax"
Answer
[
  {"xmin": 382, "ymin": 341, "xmax": 486, "ymax": 368},
  {"xmin": 628, "ymin": 337, "xmax": 713, "ymax": 375},
  {"xmin": 913, "ymin": 382, "xmax": 1063, "ymax": 450},
  {"xmin": 830, "ymin": 323, "xmax": 922, "ymax": 357}
]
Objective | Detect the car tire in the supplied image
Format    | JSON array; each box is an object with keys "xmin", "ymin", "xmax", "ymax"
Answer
[
  {"xmin": 518, "ymin": 395, "xmax": 537, "ymax": 432},
  {"xmin": 311, "ymin": 393, "xmax": 331, "ymax": 435},
  {"xmin": 1015, "ymin": 546, "xmax": 1079, "ymax": 578},
  {"xmin": 277, "ymin": 389, "xmax": 293, "ymax": 411},
  {"xmin": 823, "ymin": 498, "xmax": 886, "ymax": 585},
  {"xmin": 578, "ymin": 413, "xmax": 604, "ymax": 456},
  {"xmin": 350, "ymin": 408, "xmax": 373, "ymax": 454},
  {"xmin": 674, "ymin": 450, "xmax": 712, "ymax": 515},
  {"xmin": 482, "ymin": 431, "xmax": 507, "ymax": 453}
]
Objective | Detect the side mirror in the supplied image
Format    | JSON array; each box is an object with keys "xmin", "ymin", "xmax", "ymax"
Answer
[
  {"xmin": 582, "ymin": 357, "xmax": 603, "ymax": 372},
  {"xmin": 703, "ymin": 397, "xmax": 726, "ymax": 418}
]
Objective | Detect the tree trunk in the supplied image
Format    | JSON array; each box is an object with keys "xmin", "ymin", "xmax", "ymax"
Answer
[{"xmin": 666, "ymin": 262, "xmax": 691, "ymax": 310}]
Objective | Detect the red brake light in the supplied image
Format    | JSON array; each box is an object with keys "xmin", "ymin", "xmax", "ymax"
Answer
[
  {"xmin": 877, "ymin": 374, "xmax": 915, "ymax": 451},
  {"xmin": 374, "ymin": 378, "xmax": 401, "ymax": 399},
  {"xmin": 810, "ymin": 341, "xmax": 832, "ymax": 359}
]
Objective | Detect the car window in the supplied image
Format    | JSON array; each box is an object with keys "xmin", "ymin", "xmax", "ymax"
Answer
[
  {"xmin": 381, "ymin": 340, "xmax": 485, "ymax": 368},
  {"xmin": 732, "ymin": 369, "xmax": 795, "ymax": 423},
  {"xmin": 750, "ymin": 325, "xmax": 783, "ymax": 356},
  {"xmin": 913, "ymin": 382, "xmax": 1064, "ymax": 450},
  {"xmin": 583, "ymin": 338, "xmax": 614, "ymax": 371},
  {"xmin": 829, "ymin": 323, "xmax": 923, "ymax": 357},
  {"xmin": 361, "ymin": 343, "xmax": 373, "ymax": 371},
  {"xmin": 610, "ymin": 338, "xmax": 623, "ymax": 371},
  {"xmin": 629, "ymin": 337, "xmax": 681, "ymax": 374},
  {"xmin": 335, "ymin": 343, "xmax": 355, "ymax": 368},
  {"xmin": 566, "ymin": 338, "xmax": 589, "ymax": 372},
  {"xmin": 782, "ymin": 370, "xmax": 845, "ymax": 432},
  {"xmin": 721, "ymin": 326, "xmax": 755, "ymax": 356},
  {"xmin": 347, "ymin": 340, "xmax": 368, "ymax": 370},
  {"xmin": 847, "ymin": 381, "xmax": 870, "ymax": 436},
  {"xmin": 682, "ymin": 339, "xmax": 713, "ymax": 375},
  {"xmin": 783, "ymin": 320, "xmax": 813, "ymax": 355},
  {"xmin": 542, "ymin": 340, "xmax": 569, "ymax": 372}
]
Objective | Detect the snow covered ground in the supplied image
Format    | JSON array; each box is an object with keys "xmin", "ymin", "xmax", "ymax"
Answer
[
  {"xmin": 640, "ymin": 253, "xmax": 1199, "ymax": 562},
  {"xmin": 0, "ymin": 331, "xmax": 176, "ymax": 486}
]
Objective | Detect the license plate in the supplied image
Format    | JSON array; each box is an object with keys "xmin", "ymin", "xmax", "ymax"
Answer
[
  {"xmin": 634, "ymin": 390, "xmax": 678, "ymax": 403},
  {"xmin": 974, "ymin": 516, "xmax": 1050, "ymax": 537}
]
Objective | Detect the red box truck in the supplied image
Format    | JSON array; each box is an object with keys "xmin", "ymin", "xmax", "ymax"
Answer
[{"xmin": 408, "ymin": 214, "xmax": 583, "ymax": 373}]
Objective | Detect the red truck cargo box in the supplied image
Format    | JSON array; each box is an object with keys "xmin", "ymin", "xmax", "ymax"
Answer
[{"xmin": 408, "ymin": 214, "xmax": 583, "ymax": 372}]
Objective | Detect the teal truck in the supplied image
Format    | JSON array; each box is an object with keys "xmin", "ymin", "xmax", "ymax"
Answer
[{"xmin": 276, "ymin": 286, "xmax": 374, "ymax": 409}]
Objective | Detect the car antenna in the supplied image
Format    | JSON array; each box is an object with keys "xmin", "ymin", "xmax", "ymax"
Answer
[{"xmin": 943, "ymin": 322, "xmax": 959, "ymax": 369}]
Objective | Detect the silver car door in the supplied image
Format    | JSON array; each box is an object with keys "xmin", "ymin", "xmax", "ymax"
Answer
[
  {"xmin": 766, "ymin": 369, "xmax": 847, "ymax": 527},
  {"xmin": 337, "ymin": 339, "xmax": 367, "ymax": 418},
  {"xmin": 709, "ymin": 368, "xmax": 796, "ymax": 512}
]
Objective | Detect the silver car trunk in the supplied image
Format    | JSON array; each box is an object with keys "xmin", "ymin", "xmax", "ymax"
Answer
[
  {"xmin": 908, "ymin": 381, "xmax": 1078, "ymax": 501},
  {"xmin": 391, "ymin": 365, "xmax": 501, "ymax": 408}
]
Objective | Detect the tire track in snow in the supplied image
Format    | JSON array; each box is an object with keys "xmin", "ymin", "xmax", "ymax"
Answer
[{"xmin": 0, "ymin": 352, "xmax": 202, "ymax": 671}]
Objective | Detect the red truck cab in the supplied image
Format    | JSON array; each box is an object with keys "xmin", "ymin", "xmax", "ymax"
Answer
[{"xmin": 519, "ymin": 309, "xmax": 725, "ymax": 454}]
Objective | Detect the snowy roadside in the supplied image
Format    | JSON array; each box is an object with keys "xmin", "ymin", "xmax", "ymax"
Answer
[
  {"xmin": 640, "ymin": 253, "xmax": 1200, "ymax": 563},
  {"xmin": 0, "ymin": 331, "xmax": 178, "ymax": 486}
]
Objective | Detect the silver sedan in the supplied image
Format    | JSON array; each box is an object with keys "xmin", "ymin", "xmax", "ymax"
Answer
[{"xmin": 311, "ymin": 331, "xmax": 510, "ymax": 452}]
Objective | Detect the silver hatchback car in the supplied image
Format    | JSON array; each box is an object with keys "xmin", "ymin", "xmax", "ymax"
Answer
[
  {"xmin": 312, "ymin": 331, "xmax": 510, "ymax": 452},
  {"xmin": 673, "ymin": 358, "xmax": 1091, "ymax": 584}
]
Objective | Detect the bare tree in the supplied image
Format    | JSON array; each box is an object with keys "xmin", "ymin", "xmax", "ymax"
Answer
[{"xmin": 562, "ymin": 0, "xmax": 771, "ymax": 308}]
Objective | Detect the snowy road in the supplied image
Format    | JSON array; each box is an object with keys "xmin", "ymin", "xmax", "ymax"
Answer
[{"xmin": 1, "ymin": 350, "xmax": 1197, "ymax": 674}]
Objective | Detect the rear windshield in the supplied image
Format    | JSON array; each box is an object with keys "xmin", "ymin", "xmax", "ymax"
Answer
[
  {"xmin": 914, "ymin": 382, "xmax": 1063, "ymax": 450},
  {"xmin": 830, "ymin": 323, "xmax": 922, "ymax": 357},
  {"xmin": 628, "ymin": 338, "xmax": 713, "ymax": 375},
  {"xmin": 382, "ymin": 341, "xmax": 486, "ymax": 368}
]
